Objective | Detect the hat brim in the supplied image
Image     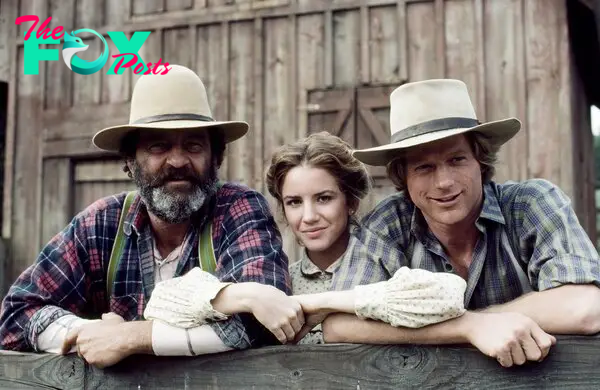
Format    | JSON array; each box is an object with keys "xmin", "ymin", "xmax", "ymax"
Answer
[
  {"xmin": 352, "ymin": 118, "xmax": 521, "ymax": 166},
  {"xmin": 92, "ymin": 120, "xmax": 249, "ymax": 152}
]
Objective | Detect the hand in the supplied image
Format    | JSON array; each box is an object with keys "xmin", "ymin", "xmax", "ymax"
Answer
[
  {"xmin": 244, "ymin": 284, "xmax": 305, "ymax": 344},
  {"xmin": 291, "ymin": 294, "xmax": 333, "ymax": 343},
  {"xmin": 465, "ymin": 312, "xmax": 557, "ymax": 368},
  {"xmin": 61, "ymin": 313, "xmax": 134, "ymax": 368}
]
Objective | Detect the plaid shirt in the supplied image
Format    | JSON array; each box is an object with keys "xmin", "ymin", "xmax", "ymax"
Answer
[
  {"xmin": 0, "ymin": 182, "xmax": 291, "ymax": 351},
  {"xmin": 332, "ymin": 179, "xmax": 600, "ymax": 309}
]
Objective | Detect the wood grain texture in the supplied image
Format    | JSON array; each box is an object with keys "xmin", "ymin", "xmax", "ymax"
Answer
[
  {"xmin": 2, "ymin": 337, "xmax": 600, "ymax": 389},
  {"xmin": 0, "ymin": 352, "xmax": 84, "ymax": 389}
]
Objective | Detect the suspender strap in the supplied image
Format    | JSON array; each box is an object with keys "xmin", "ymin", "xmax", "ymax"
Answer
[
  {"xmin": 199, "ymin": 181, "xmax": 223, "ymax": 273},
  {"xmin": 106, "ymin": 183, "xmax": 224, "ymax": 302},
  {"xmin": 106, "ymin": 191, "xmax": 137, "ymax": 301}
]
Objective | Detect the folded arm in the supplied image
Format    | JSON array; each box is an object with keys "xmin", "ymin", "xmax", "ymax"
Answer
[{"xmin": 513, "ymin": 180, "xmax": 600, "ymax": 335}]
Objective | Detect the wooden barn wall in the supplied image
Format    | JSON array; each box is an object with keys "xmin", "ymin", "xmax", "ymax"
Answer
[{"xmin": 0, "ymin": 0, "xmax": 595, "ymax": 283}]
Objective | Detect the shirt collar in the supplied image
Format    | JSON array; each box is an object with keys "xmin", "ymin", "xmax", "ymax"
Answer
[
  {"xmin": 410, "ymin": 183, "xmax": 505, "ymax": 239},
  {"xmin": 299, "ymin": 248, "xmax": 345, "ymax": 276}
]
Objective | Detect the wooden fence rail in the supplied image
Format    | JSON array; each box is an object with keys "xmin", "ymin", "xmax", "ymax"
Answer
[{"xmin": 1, "ymin": 335, "xmax": 599, "ymax": 389}]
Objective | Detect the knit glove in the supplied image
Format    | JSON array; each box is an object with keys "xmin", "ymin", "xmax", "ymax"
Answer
[
  {"xmin": 354, "ymin": 267, "xmax": 467, "ymax": 328},
  {"xmin": 143, "ymin": 267, "xmax": 231, "ymax": 328}
]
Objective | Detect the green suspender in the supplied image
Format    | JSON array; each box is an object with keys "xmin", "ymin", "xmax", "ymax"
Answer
[{"xmin": 106, "ymin": 189, "xmax": 220, "ymax": 301}]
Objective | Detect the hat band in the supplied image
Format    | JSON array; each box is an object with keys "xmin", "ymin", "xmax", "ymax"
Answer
[
  {"xmin": 132, "ymin": 113, "xmax": 215, "ymax": 125},
  {"xmin": 391, "ymin": 117, "xmax": 480, "ymax": 144}
]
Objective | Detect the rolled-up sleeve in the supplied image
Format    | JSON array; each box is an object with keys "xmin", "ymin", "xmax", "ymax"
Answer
[
  {"xmin": 518, "ymin": 180, "xmax": 600, "ymax": 291},
  {"xmin": 0, "ymin": 215, "xmax": 92, "ymax": 351},
  {"xmin": 209, "ymin": 189, "xmax": 291, "ymax": 349}
]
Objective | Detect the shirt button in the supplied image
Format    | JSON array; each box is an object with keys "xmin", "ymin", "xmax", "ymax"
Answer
[{"xmin": 444, "ymin": 263, "xmax": 453, "ymax": 272}]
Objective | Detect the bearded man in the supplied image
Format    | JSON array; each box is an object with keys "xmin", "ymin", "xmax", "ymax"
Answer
[{"xmin": 0, "ymin": 65, "xmax": 301, "ymax": 368}]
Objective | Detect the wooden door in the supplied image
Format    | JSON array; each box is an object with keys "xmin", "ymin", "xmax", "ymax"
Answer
[{"xmin": 304, "ymin": 85, "xmax": 400, "ymax": 217}]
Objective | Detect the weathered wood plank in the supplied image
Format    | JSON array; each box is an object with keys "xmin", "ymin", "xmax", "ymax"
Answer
[
  {"xmin": 396, "ymin": 0, "xmax": 408, "ymax": 81},
  {"xmin": 252, "ymin": 17, "xmax": 264, "ymax": 192},
  {"xmin": 76, "ymin": 0, "xmax": 105, "ymax": 29},
  {"xmin": 297, "ymin": 12, "xmax": 326, "ymax": 139},
  {"xmin": 12, "ymin": 46, "xmax": 44, "ymax": 281},
  {"xmin": 323, "ymin": 10, "xmax": 333, "ymax": 87},
  {"xmin": 15, "ymin": 0, "xmax": 439, "ymax": 46},
  {"xmin": 132, "ymin": 0, "xmax": 164, "ymax": 16},
  {"xmin": 164, "ymin": 27, "xmax": 194, "ymax": 69},
  {"xmin": 74, "ymin": 159, "xmax": 128, "ymax": 182},
  {"xmin": 0, "ymin": 352, "xmax": 84, "ymax": 389},
  {"xmin": 434, "ymin": 0, "xmax": 445, "ymax": 77},
  {"xmin": 2, "ymin": 338, "xmax": 600, "ymax": 389},
  {"xmin": 555, "ymin": 0, "xmax": 576, "ymax": 209},
  {"xmin": 360, "ymin": 5, "xmax": 370, "ymax": 84},
  {"xmin": 0, "ymin": 0, "xmax": 18, "ymax": 240},
  {"xmin": 166, "ymin": 0, "xmax": 194, "ymax": 11},
  {"xmin": 45, "ymin": 0, "xmax": 75, "ymax": 110},
  {"xmin": 333, "ymin": 10, "xmax": 360, "ymax": 85},
  {"xmin": 407, "ymin": 1, "xmax": 436, "ymax": 81},
  {"xmin": 101, "ymin": 35, "xmax": 131, "ymax": 104},
  {"xmin": 263, "ymin": 17, "xmax": 291, "ymax": 159},
  {"xmin": 228, "ymin": 21, "xmax": 255, "ymax": 186},
  {"xmin": 219, "ymin": 21, "xmax": 231, "ymax": 179},
  {"xmin": 370, "ymin": 5, "xmax": 400, "ymax": 84},
  {"xmin": 44, "ymin": 103, "xmax": 129, "ymax": 141},
  {"xmin": 43, "ymin": 138, "xmax": 117, "ymax": 159},
  {"xmin": 74, "ymin": 180, "xmax": 136, "ymax": 214},
  {"xmin": 484, "ymin": 0, "xmax": 528, "ymax": 183},
  {"xmin": 444, "ymin": 0, "xmax": 477, "ymax": 105},
  {"xmin": 524, "ymin": 0, "xmax": 563, "ymax": 185},
  {"xmin": 105, "ymin": 0, "xmax": 132, "ymax": 26},
  {"xmin": 131, "ymin": 27, "xmax": 162, "ymax": 93},
  {"xmin": 40, "ymin": 159, "xmax": 72, "ymax": 248},
  {"xmin": 72, "ymin": 38, "xmax": 102, "ymax": 106}
]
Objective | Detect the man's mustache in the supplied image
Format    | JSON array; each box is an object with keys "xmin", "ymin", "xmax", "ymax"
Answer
[{"xmin": 147, "ymin": 167, "xmax": 204, "ymax": 188}]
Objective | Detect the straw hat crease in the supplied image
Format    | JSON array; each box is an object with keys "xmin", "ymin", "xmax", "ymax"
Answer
[
  {"xmin": 352, "ymin": 79, "xmax": 521, "ymax": 166},
  {"xmin": 92, "ymin": 65, "xmax": 249, "ymax": 152}
]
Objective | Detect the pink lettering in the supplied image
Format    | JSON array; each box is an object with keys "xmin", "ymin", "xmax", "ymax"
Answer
[
  {"xmin": 111, "ymin": 53, "xmax": 139, "ymax": 73},
  {"xmin": 15, "ymin": 15, "xmax": 39, "ymax": 41},
  {"xmin": 133, "ymin": 63, "xmax": 144, "ymax": 75}
]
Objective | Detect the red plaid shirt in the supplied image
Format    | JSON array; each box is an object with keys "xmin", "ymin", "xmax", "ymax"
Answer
[{"xmin": 0, "ymin": 182, "xmax": 291, "ymax": 351}]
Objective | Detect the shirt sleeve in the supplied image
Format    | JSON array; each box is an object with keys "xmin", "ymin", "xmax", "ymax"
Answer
[
  {"xmin": 152, "ymin": 320, "xmax": 233, "ymax": 356},
  {"xmin": 209, "ymin": 189, "xmax": 291, "ymax": 349},
  {"xmin": 0, "ymin": 212, "xmax": 96, "ymax": 351},
  {"xmin": 516, "ymin": 179, "xmax": 600, "ymax": 291}
]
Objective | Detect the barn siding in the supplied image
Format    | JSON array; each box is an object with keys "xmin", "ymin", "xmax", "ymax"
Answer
[{"xmin": 0, "ymin": 0, "xmax": 596, "ymax": 285}]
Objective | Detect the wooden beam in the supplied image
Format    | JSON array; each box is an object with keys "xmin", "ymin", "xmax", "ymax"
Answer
[
  {"xmin": 43, "ymin": 103, "xmax": 130, "ymax": 141},
  {"xmin": 43, "ymin": 138, "xmax": 118, "ymax": 159},
  {"xmin": 2, "ymin": 338, "xmax": 600, "ymax": 388},
  {"xmin": 13, "ymin": 0, "xmax": 439, "ymax": 48}
]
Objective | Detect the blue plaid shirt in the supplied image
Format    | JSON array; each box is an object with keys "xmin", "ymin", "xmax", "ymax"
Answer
[{"xmin": 332, "ymin": 179, "xmax": 600, "ymax": 309}]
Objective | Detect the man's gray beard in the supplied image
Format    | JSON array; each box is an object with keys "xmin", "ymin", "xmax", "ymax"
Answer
[{"xmin": 131, "ymin": 161, "xmax": 218, "ymax": 224}]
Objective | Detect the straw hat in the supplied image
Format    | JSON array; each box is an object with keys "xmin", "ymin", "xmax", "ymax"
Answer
[
  {"xmin": 352, "ymin": 79, "xmax": 521, "ymax": 166},
  {"xmin": 92, "ymin": 65, "xmax": 249, "ymax": 152}
]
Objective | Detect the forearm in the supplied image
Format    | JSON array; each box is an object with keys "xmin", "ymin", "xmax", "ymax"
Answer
[
  {"xmin": 483, "ymin": 284, "xmax": 600, "ymax": 334},
  {"xmin": 322, "ymin": 312, "xmax": 473, "ymax": 345},
  {"xmin": 211, "ymin": 283, "xmax": 256, "ymax": 315}
]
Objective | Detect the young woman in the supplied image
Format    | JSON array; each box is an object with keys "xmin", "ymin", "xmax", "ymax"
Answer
[{"xmin": 265, "ymin": 132, "xmax": 467, "ymax": 344}]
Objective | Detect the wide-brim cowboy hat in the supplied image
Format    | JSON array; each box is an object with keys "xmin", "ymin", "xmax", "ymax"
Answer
[
  {"xmin": 92, "ymin": 64, "xmax": 249, "ymax": 152},
  {"xmin": 352, "ymin": 79, "xmax": 521, "ymax": 166}
]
